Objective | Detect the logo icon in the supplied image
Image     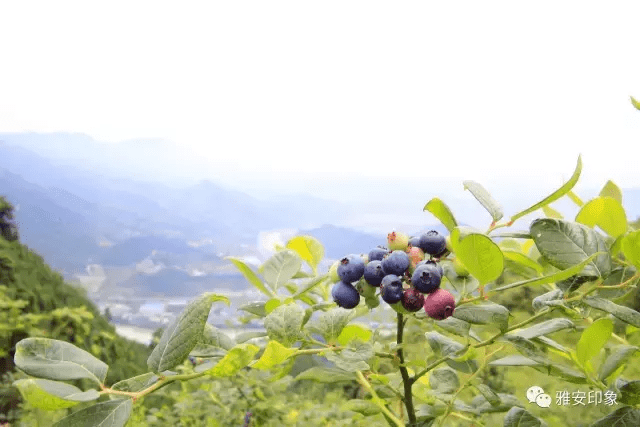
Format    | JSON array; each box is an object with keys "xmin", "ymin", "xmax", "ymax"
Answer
[{"xmin": 527, "ymin": 386, "xmax": 552, "ymax": 408}]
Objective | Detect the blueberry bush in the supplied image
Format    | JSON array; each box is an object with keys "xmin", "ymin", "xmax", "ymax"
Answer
[{"xmin": 11, "ymin": 155, "xmax": 640, "ymax": 426}]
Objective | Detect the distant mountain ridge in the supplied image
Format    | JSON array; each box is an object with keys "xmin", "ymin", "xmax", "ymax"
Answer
[{"xmin": 0, "ymin": 136, "xmax": 383, "ymax": 299}]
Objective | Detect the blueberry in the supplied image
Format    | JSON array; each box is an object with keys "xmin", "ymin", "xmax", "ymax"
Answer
[
  {"xmin": 331, "ymin": 281, "xmax": 361, "ymax": 309},
  {"xmin": 337, "ymin": 254, "xmax": 366, "ymax": 283},
  {"xmin": 363, "ymin": 260, "xmax": 385, "ymax": 286},
  {"xmin": 408, "ymin": 236, "xmax": 421, "ymax": 248},
  {"xmin": 411, "ymin": 263, "xmax": 442, "ymax": 294},
  {"xmin": 423, "ymin": 288, "xmax": 456, "ymax": 320},
  {"xmin": 406, "ymin": 246, "xmax": 425, "ymax": 275},
  {"xmin": 401, "ymin": 288, "xmax": 425, "ymax": 312},
  {"xmin": 415, "ymin": 260, "xmax": 444, "ymax": 277},
  {"xmin": 368, "ymin": 247, "xmax": 389, "ymax": 262},
  {"xmin": 381, "ymin": 250, "xmax": 410, "ymax": 276},
  {"xmin": 425, "ymin": 260, "xmax": 444, "ymax": 277},
  {"xmin": 380, "ymin": 274, "xmax": 404, "ymax": 304},
  {"xmin": 418, "ymin": 230, "xmax": 447, "ymax": 256}
]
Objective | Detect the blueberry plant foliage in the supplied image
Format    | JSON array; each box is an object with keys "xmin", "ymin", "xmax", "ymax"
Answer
[{"xmin": 11, "ymin": 155, "xmax": 640, "ymax": 426}]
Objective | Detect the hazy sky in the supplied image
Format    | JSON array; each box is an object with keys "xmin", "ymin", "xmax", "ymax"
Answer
[{"xmin": 1, "ymin": 1, "xmax": 640, "ymax": 193}]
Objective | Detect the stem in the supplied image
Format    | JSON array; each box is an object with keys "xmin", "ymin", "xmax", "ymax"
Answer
[
  {"xmin": 100, "ymin": 371, "xmax": 206, "ymax": 402},
  {"xmin": 437, "ymin": 346, "xmax": 503, "ymax": 426},
  {"xmin": 396, "ymin": 313, "xmax": 417, "ymax": 426},
  {"xmin": 356, "ymin": 371, "xmax": 404, "ymax": 427},
  {"xmin": 473, "ymin": 308, "xmax": 553, "ymax": 349},
  {"xmin": 413, "ymin": 355, "xmax": 450, "ymax": 383}
]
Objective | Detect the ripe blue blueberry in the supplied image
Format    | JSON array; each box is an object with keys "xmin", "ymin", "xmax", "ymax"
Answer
[
  {"xmin": 411, "ymin": 263, "xmax": 442, "ymax": 294},
  {"xmin": 424, "ymin": 260, "xmax": 444, "ymax": 277},
  {"xmin": 380, "ymin": 274, "xmax": 404, "ymax": 304},
  {"xmin": 331, "ymin": 281, "xmax": 361, "ymax": 309},
  {"xmin": 363, "ymin": 260, "xmax": 385, "ymax": 286},
  {"xmin": 408, "ymin": 236, "xmax": 421, "ymax": 248},
  {"xmin": 337, "ymin": 254, "xmax": 366, "ymax": 283},
  {"xmin": 381, "ymin": 250, "xmax": 410, "ymax": 276},
  {"xmin": 368, "ymin": 247, "xmax": 389, "ymax": 262},
  {"xmin": 418, "ymin": 230, "xmax": 447, "ymax": 256}
]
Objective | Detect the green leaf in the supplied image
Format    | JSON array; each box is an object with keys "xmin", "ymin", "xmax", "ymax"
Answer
[
  {"xmin": 147, "ymin": 293, "xmax": 229, "ymax": 373},
  {"xmin": 600, "ymin": 180, "xmax": 623, "ymax": 204},
  {"xmin": 530, "ymin": 219, "xmax": 611, "ymax": 278},
  {"xmin": 340, "ymin": 399, "xmax": 381, "ymax": 416},
  {"xmin": 510, "ymin": 155, "xmax": 582, "ymax": 223},
  {"xmin": 444, "ymin": 270, "xmax": 480, "ymax": 295},
  {"xmin": 423, "ymin": 197, "xmax": 458, "ymax": 232},
  {"xmin": 306, "ymin": 307, "xmax": 355, "ymax": 344},
  {"xmin": 252, "ymin": 340, "xmax": 296, "ymax": 370},
  {"xmin": 599, "ymin": 346, "xmax": 639, "ymax": 382},
  {"xmin": 293, "ymin": 274, "xmax": 330, "ymax": 298},
  {"xmin": 532, "ymin": 290, "xmax": 564, "ymax": 312},
  {"xmin": 590, "ymin": 406, "xmax": 640, "ymax": 427},
  {"xmin": 429, "ymin": 368, "xmax": 459, "ymax": 394},
  {"xmin": 452, "ymin": 302, "xmax": 509, "ymax": 332},
  {"xmin": 533, "ymin": 336, "xmax": 570, "ymax": 354},
  {"xmin": 295, "ymin": 367, "xmax": 354, "ymax": 383},
  {"xmin": 234, "ymin": 330, "xmax": 268, "ymax": 344},
  {"xmin": 13, "ymin": 379, "xmax": 99, "ymax": 410},
  {"xmin": 200, "ymin": 324, "xmax": 236, "ymax": 350},
  {"xmin": 265, "ymin": 298, "xmax": 282, "ymax": 314},
  {"xmin": 434, "ymin": 317, "xmax": 471, "ymax": 338},
  {"xmin": 425, "ymin": 332, "xmax": 465, "ymax": 357},
  {"xmin": 576, "ymin": 197, "xmax": 628, "ymax": 238},
  {"xmin": 450, "ymin": 231, "xmax": 504, "ymax": 285},
  {"xmin": 474, "ymin": 384, "xmax": 501, "ymax": 407},
  {"xmin": 583, "ymin": 297, "xmax": 640, "ymax": 328},
  {"xmin": 238, "ymin": 301, "xmax": 267, "ymax": 317},
  {"xmin": 14, "ymin": 338, "xmax": 108, "ymax": 385},
  {"xmin": 337, "ymin": 324, "xmax": 372, "ymax": 346},
  {"xmin": 226, "ymin": 257, "xmax": 275, "ymax": 298},
  {"xmin": 501, "ymin": 335, "xmax": 587, "ymax": 383},
  {"xmin": 618, "ymin": 381, "xmax": 640, "ymax": 405},
  {"xmin": 631, "ymin": 96, "xmax": 640, "ymax": 111},
  {"xmin": 622, "ymin": 231, "xmax": 640, "ymax": 270},
  {"xmin": 489, "ymin": 355, "xmax": 540, "ymax": 366},
  {"xmin": 52, "ymin": 399, "xmax": 132, "ymax": 427},
  {"xmin": 463, "ymin": 181, "xmax": 503, "ymax": 222},
  {"xmin": 510, "ymin": 318, "xmax": 574, "ymax": 340},
  {"xmin": 472, "ymin": 393, "xmax": 522, "ymax": 414},
  {"xmin": 542, "ymin": 205, "xmax": 563, "ymax": 219},
  {"xmin": 286, "ymin": 236, "xmax": 324, "ymax": 274},
  {"xmin": 189, "ymin": 345, "xmax": 227, "ymax": 358},
  {"xmin": 503, "ymin": 406, "xmax": 548, "ymax": 427},
  {"xmin": 502, "ymin": 250, "xmax": 543, "ymax": 274},
  {"xmin": 200, "ymin": 343, "xmax": 259, "ymax": 376},
  {"xmin": 325, "ymin": 340, "xmax": 373, "ymax": 372},
  {"xmin": 577, "ymin": 318, "xmax": 613, "ymax": 368},
  {"xmin": 260, "ymin": 250, "xmax": 303, "ymax": 290},
  {"xmin": 264, "ymin": 303, "xmax": 305, "ymax": 346},
  {"xmin": 110, "ymin": 373, "xmax": 158, "ymax": 394}
]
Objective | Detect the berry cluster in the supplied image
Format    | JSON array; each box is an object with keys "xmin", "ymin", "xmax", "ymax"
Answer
[{"xmin": 330, "ymin": 230, "xmax": 456, "ymax": 320}]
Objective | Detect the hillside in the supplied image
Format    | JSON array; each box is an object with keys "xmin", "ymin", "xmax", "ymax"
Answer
[{"xmin": 0, "ymin": 197, "xmax": 151, "ymax": 422}]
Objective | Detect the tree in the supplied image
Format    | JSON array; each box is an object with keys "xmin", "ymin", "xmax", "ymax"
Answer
[{"xmin": 0, "ymin": 197, "xmax": 19, "ymax": 242}]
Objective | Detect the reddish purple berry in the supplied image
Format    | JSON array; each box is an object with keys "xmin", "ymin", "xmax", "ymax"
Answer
[
  {"xmin": 423, "ymin": 288, "xmax": 456, "ymax": 320},
  {"xmin": 401, "ymin": 288, "xmax": 425, "ymax": 312}
]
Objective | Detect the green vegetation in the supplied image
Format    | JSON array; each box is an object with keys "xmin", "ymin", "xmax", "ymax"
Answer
[
  {"xmin": 0, "ymin": 197, "xmax": 151, "ymax": 424},
  {"xmin": 6, "ymin": 153, "xmax": 640, "ymax": 426}
]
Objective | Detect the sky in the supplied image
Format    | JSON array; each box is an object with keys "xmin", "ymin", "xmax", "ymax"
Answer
[{"xmin": 1, "ymin": 1, "xmax": 640, "ymax": 198}]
